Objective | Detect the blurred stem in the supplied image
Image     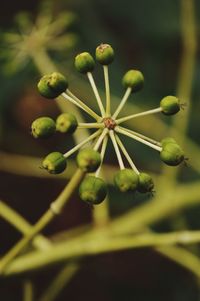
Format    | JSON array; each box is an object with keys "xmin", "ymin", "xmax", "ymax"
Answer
[
  {"xmin": 92, "ymin": 197, "xmax": 110, "ymax": 228},
  {"xmin": 23, "ymin": 280, "xmax": 34, "ymax": 301},
  {"xmin": 38, "ymin": 263, "xmax": 79, "ymax": 301},
  {"xmin": 0, "ymin": 200, "xmax": 81, "ymax": 300},
  {"xmin": 156, "ymin": 246, "xmax": 200, "ymax": 280},
  {"xmin": 160, "ymin": 0, "xmax": 197, "ymax": 186},
  {"xmin": 0, "ymin": 200, "xmax": 51, "ymax": 251},
  {"xmin": 0, "ymin": 169, "xmax": 84, "ymax": 273},
  {"xmin": 5, "ymin": 229, "xmax": 200, "ymax": 278},
  {"xmin": 1, "ymin": 198, "xmax": 199, "ymax": 278}
]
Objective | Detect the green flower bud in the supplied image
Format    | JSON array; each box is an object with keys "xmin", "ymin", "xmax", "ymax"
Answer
[
  {"xmin": 74, "ymin": 52, "xmax": 95, "ymax": 74},
  {"xmin": 79, "ymin": 176, "xmax": 107, "ymax": 205},
  {"xmin": 42, "ymin": 152, "xmax": 67, "ymax": 174},
  {"xmin": 56, "ymin": 113, "xmax": 78, "ymax": 134},
  {"xmin": 160, "ymin": 143, "xmax": 184, "ymax": 166},
  {"xmin": 37, "ymin": 72, "xmax": 68, "ymax": 99},
  {"xmin": 122, "ymin": 70, "xmax": 144, "ymax": 92},
  {"xmin": 137, "ymin": 172, "xmax": 154, "ymax": 193},
  {"xmin": 161, "ymin": 137, "xmax": 177, "ymax": 148},
  {"xmin": 160, "ymin": 96, "xmax": 180, "ymax": 115},
  {"xmin": 31, "ymin": 117, "xmax": 56, "ymax": 138},
  {"xmin": 76, "ymin": 148, "xmax": 101, "ymax": 172},
  {"xmin": 114, "ymin": 168, "xmax": 139, "ymax": 192},
  {"xmin": 95, "ymin": 43, "xmax": 114, "ymax": 65}
]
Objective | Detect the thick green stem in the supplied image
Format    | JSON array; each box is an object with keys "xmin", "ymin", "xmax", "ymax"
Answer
[
  {"xmin": 0, "ymin": 169, "xmax": 84, "ymax": 273},
  {"xmin": 5, "ymin": 229, "xmax": 200, "ymax": 277}
]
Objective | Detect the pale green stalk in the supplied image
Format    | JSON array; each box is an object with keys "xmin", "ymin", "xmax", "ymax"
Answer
[
  {"xmin": 112, "ymin": 87, "xmax": 132, "ymax": 119},
  {"xmin": 62, "ymin": 92, "xmax": 100, "ymax": 120},
  {"xmin": 121, "ymin": 127, "xmax": 161, "ymax": 147},
  {"xmin": 93, "ymin": 128, "xmax": 108, "ymax": 151},
  {"xmin": 87, "ymin": 72, "xmax": 105, "ymax": 117},
  {"xmin": 78, "ymin": 123, "xmax": 103, "ymax": 129},
  {"xmin": 109, "ymin": 130, "xmax": 124, "ymax": 169},
  {"xmin": 116, "ymin": 107, "xmax": 162, "ymax": 124},
  {"xmin": 116, "ymin": 126, "xmax": 162, "ymax": 152},
  {"xmin": 115, "ymin": 135, "xmax": 140, "ymax": 174},
  {"xmin": 103, "ymin": 65, "xmax": 111, "ymax": 116},
  {"xmin": 63, "ymin": 129, "xmax": 101, "ymax": 158},
  {"xmin": 95, "ymin": 136, "xmax": 108, "ymax": 177},
  {"xmin": 64, "ymin": 89, "xmax": 101, "ymax": 121}
]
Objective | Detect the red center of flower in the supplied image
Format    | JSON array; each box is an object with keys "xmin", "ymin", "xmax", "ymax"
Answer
[{"xmin": 103, "ymin": 117, "xmax": 116, "ymax": 130}]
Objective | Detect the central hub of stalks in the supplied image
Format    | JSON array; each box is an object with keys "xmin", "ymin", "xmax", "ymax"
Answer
[{"xmin": 103, "ymin": 117, "xmax": 116, "ymax": 130}]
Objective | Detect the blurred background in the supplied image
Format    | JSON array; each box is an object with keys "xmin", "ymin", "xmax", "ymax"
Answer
[{"xmin": 0, "ymin": 0, "xmax": 200, "ymax": 300}]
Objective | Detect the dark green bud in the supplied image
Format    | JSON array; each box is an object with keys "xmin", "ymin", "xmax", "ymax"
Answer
[
  {"xmin": 160, "ymin": 96, "xmax": 180, "ymax": 115},
  {"xmin": 56, "ymin": 113, "xmax": 78, "ymax": 134},
  {"xmin": 76, "ymin": 148, "xmax": 101, "ymax": 172},
  {"xmin": 161, "ymin": 137, "xmax": 177, "ymax": 148},
  {"xmin": 160, "ymin": 143, "xmax": 184, "ymax": 166},
  {"xmin": 95, "ymin": 43, "xmax": 114, "ymax": 65},
  {"xmin": 122, "ymin": 70, "xmax": 144, "ymax": 92},
  {"xmin": 37, "ymin": 72, "xmax": 68, "ymax": 99},
  {"xmin": 137, "ymin": 172, "xmax": 154, "ymax": 193},
  {"xmin": 42, "ymin": 152, "xmax": 67, "ymax": 174},
  {"xmin": 74, "ymin": 52, "xmax": 95, "ymax": 73},
  {"xmin": 31, "ymin": 117, "xmax": 56, "ymax": 138},
  {"xmin": 114, "ymin": 168, "xmax": 139, "ymax": 192},
  {"xmin": 79, "ymin": 176, "xmax": 107, "ymax": 205}
]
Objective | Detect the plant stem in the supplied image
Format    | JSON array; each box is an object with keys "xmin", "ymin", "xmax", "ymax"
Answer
[
  {"xmin": 95, "ymin": 136, "xmax": 108, "ymax": 177},
  {"xmin": 0, "ymin": 169, "xmax": 85, "ymax": 274},
  {"xmin": 116, "ymin": 107, "xmax": 162, "ymax": 124},
  {"xmin": 112, "ymin": 87, "xmax": 132, "ymax": 119},
  {"xmin": 121, "ymin": 128, "xmax": 161, "ymax": 147},
  {"xmin": 109, "ymin": 130, "xmax": 124, "ymax": 169},
  {"xmin": 115, "ymin": 135, "xmax": 140, "ymax": 174},
  {"xmin": 156, "ymin": 245, "xmax": 200, "ymax": 279},
  {"xmin": 116, "ymin": 126, "xmax": 162, "ymax": 152},
  {"xmin": 38, "ymin": 263, "xmax": 79, "ymax": 301},
  {"xmin": 63, "ymin": 129, "xmax": 101, "ymax": 158},
  {"xmin": 78, "ymin": 123, "xmax": 103, "ymax": 129},
  {"xmin": 62, "ymin": 92, "xmax": 99, "ymax": 120},
  {"xmin": 66, "ymin": 89, "xmax": 101, "ymax": 121},
  {"xmin": 23, "ymin": 280, "xmax": 34, "ymax": 301},
  {"xmin": 87, "ymin": 72, "xmax": 105, "ymax": 117},
  {"xmin": 0, "ymin": 201, "xmax": 51, "ymax": 251},
  {"xmin": 93, "ymin": 129, "xmax": 108, "ymax": 151},
  {"xmin": 6, "ymin": 229, "xmax": 200, "ymax": 277},
  {"xmin": 103, "ymin": 65, "xmax": 111, "ymax": 116}
]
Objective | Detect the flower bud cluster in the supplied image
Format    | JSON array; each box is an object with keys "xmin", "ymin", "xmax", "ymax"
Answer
[{"xmin": 32, "ymin": 43, "xmax": 186, "ymax": 205}]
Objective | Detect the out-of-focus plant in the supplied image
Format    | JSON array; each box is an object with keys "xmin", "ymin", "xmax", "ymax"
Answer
[{"xmin": 1, "ymin": 1, "xmax": 78, "ymax": 75}]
